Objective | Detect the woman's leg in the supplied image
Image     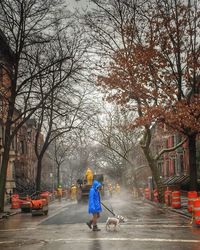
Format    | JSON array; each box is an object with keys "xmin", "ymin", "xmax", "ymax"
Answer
[
  {"xmin": 92, "ymin": 213, "xmax": 98, "ymax": 225},
  {"xmin": 86, "ymin": 213, "xmax": 101, "ymax": 230},
  {"xmin": 89, "ymin": 213, "xmax": 99, "ymax": 226},
  {"xmin": 92, "ymin": 213, "xmax": 101, "ymax": 231}
]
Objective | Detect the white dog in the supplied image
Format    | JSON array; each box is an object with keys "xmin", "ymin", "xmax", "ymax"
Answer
[{"xmin": 105, "ymin": 215, "xmax": 125, "ymax": 231}]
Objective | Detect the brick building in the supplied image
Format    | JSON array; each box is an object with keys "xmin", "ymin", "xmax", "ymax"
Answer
[
  {"xmin": 151, "ymin": 124, "xmax": 200, "ymax": 190},
  {"xmin": 0, "ymin": 29, "xmax": 47, "ymax": 196},
  {"xmin": 0, "ymin": 29, "xmax": 16, "ymax": 194}
]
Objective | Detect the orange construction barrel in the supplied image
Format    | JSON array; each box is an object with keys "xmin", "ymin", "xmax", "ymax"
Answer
[
  {"xmin": 188, "ymin": 191, "xmax": 198, "ymax": 212},
  {"xmin": 11, "ymin": 197, "xmax": 20, "ymax": 209},
  {"xmin": 171, "ymin": 191, "xmax": 181, "ymax": 209},
  {"xmin": 145, "ymin": 188, "xmax": 150, "ymax": 199},
  {"xmin": 31, "ymin": 199, "xmax": 47, "ymax": 209},
  {"xmin": 40, "ymin": 192, "xmax": 50, "ymax": 203},
  {"xmin": 153, "ymin": 189, "xmax": 158, "ymax": 202},
  {"xmin": 164, "ymin": 190, "xmax": 172, "ymax": 206},
  {"xmin": 193, "ymin": 198, "xmax": 200, "ymax": 226}
]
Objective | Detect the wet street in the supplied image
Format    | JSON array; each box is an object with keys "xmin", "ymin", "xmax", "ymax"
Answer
[{"xmin": 0, "ymin": 193, "xmax": 200, "ymax": 250}]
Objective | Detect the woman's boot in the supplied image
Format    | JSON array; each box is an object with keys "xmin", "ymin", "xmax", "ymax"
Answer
[
  {"xmin": 86, "ymin": 220, "xmax": 93, "ymax": 229},
  {"xmin": 93, "ymin": 225, "xmax": 101, "ymax": 231}
]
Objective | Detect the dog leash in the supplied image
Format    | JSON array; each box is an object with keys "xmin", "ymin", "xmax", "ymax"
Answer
[{"xmin": 101, "ymin": 201, "xmax": 116, "ymax": 216}]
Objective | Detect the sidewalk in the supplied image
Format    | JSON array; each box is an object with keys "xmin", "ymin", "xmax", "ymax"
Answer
[
  {"xmin": 144, "ymin": 195, "xmax": 192, "ymax": 219},
  {"xmin": 168, "ymin": 196, "xmax": 192, "ymax": 218},
  {"xmin": 0, "ymin": 204, "xmax": 21, "ymax": 220}
]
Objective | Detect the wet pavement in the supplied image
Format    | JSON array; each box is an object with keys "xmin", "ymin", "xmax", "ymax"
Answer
[{"xmin": 0, "ymin": 194, "xmax": 200, "ymax": 250}]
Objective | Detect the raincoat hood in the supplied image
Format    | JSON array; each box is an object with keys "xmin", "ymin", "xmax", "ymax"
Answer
[
  {"xmin": 92, "ymin": 180, "xmax": 102, "ymax": 190},
  {"xmin": 88, "ymin": 180, "xmax": 102, "ymax": 214}
]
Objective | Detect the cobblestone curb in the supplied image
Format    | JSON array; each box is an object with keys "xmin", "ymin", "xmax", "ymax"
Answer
[
  {"xmin": 143, "ymin": 198, "xmax": 192, "ymax": 219},
  {"xmin": 0, "ymin": 209, "xmax": 21, "ymax": 220}
]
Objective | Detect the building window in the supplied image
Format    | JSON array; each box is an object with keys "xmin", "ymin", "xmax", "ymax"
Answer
[
  {"xmin": 180, "ymin": 154, "xmax": 184, "ymax": 174},
  {"xmin": 0, "ymin": 125, "xmax": 2, "ymax": 147},
  {"xmin": 157, "ymin": 162, "xmax": 163, "ymax": 176},
  {"xmin": 174, "ymin": 157, "xmax": 180, "ymax": 175},
  {"xmin": 170, "ymin": 157, "xmax": 175, "ymax": 175},
  {"xmin": 11, "ymin": 162, "xmax": 15, "ymax": 180},
  {"xmin": 11, "ymin": 137, "xmax": 15, "ymax": 150},
  {"xmin": 20, "ymin": 141, "xmax": 25, "ymax": 154},
  {"xmin": 2, "ymin": 126, "xmax": 5, "ymax": 146},
  {"xmin": 0, "ymin": 67, "xmax": 3, "ymax": 82},
  {"xmin": 165, "ymin": 160, "xmax": 170, "ymax": 177}
]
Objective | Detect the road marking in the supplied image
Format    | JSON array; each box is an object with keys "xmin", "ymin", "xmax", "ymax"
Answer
[
  {"xmin": 1, "ymin": 237, "xmax": 200, "ymax": 245},
  {"xmin": 0, "ymin": 224, "xmax": 190, "ymax": 233},
  {"xmin": 125, "ymin": 224, "xmax": 190, "ymax": 228},
  {"xmin": 39, "ymin": 205, "xmax": 69, "ymax": 224},
  {"xmin": 0, "ymin": 227, "xmax": 36, "ymax": 232},
  {"xmin": 49, "ymin": 238, "xmax": 200, "ymax": 243},
  {"xmin": 0, "ymin": 241, "xmax": 15, "ymax": 244}
]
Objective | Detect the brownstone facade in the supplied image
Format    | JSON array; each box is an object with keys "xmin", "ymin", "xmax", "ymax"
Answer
[
  {"xmin": 0, "ymin": 30, "xmax": 46, "ymax": 196},
  {"xmin": 151, "ymin": 124, "xmax": 200, "ymax": 189}
]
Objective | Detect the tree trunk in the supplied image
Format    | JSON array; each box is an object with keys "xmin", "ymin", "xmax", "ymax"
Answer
[
  {"xmin": 141, "ymin": 145, "xmax": 164, "ymax": 203},
  {"xmin": 57, "ymin": 164, "xmax": 60, "ymax": 187},
  {"xmin": 35, "ymin": 157, "xmax": 43, "ymax": 192},
  {"xmin": 0, "ymin": 140, "xmax": 11, "ymax": 212},
  {"xmin": 132, "ymin": 171, "xmax": 143, "ymax": 197},
  {"xmin": 0, "ymin": 100, "xmax": 15, "ymax": 212},
  {"xmin": 151, "ymin": 165, "xmax": 164, "ymax": 203},
  {"xmin": 188, "ymin": 133, "xmax": 197, "ymax": 191}
]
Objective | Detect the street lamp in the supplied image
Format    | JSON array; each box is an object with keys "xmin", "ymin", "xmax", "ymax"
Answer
[{"xmin": 50, "ymin": 172, "xmax": 54, "ymax": 193}]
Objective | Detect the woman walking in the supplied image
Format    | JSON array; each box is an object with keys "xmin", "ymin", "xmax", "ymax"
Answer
[{"xmin": 86, "ymin": 180, "xmax": 102, "ymax": 231}]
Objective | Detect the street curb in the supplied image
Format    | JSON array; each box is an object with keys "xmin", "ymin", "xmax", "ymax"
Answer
[
  {"xmin": 168, "ymin": 207, "xmax": 191, "ymax": 218},
  {"xmin": 143, "ymin": 198, "xmax": 192, "ymax": 219},
  {"xmin": 0, "ymin": 210, "xmax": 21, "ymax": 220}
]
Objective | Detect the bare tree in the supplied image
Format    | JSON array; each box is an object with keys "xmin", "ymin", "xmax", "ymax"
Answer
[
  {"xmin": 34, "ymin": 81, "xmax": 89, "ymax": 191},
  {"xmin": 0, "ymin": 0, "xmax": 85, "ymax": 211},
  {"xmin": 85, "ymin": 104, "xmax": 141, "ymax": 185}
]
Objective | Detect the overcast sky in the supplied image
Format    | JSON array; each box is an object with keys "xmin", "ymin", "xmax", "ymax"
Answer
[{"xmin": 65, "ymin": 0, "xmax": 92, "ymax": 11}]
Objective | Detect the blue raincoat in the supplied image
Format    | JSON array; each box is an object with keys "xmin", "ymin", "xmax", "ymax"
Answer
[{"xmin": 88, "ymin": 180, "xmax": 102, "ymax": 214}]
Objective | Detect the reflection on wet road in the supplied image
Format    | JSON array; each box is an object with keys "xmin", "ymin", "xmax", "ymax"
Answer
[{"xmin": 1, "ymin": 194, "xmax": 200, "ymax": 250}]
